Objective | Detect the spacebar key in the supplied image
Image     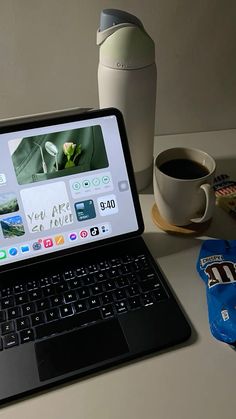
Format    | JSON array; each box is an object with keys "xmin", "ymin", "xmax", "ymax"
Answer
[{"xmin": 35, "ymin": 309, "xmax": 102, "ymax": 339}]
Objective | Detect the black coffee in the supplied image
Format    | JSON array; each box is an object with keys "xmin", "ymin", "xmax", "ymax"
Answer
[{"xmin": 159, "ymin": 159, "xmax": 209, "ymax": 179}]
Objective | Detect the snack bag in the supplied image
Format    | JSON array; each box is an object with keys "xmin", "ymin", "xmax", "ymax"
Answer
[
  {"xmin": 213, "ymin": 174, "xmax": 236, "ymax": 219},
  {"xmin": 196, "ymin": 240, "xmax": 236, "ymax": 344}
]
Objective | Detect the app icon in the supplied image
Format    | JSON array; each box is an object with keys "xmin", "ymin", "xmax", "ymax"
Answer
[
  {"xmin": 32, "ymin": 241, "xmax": 42, "ymax": 251},
  {"xmin": 55, "ymin": 235, "xmax": 64, "ymax": 245},
  {"xmin": 9, "ymin": 247, "xmax": 18, "ymax": 256},
  {"xmin": 0, "ymin": 215, "xmax": 25, "ymax": 239},
  {"xmin": 72, "ymin": 181, "xmax": 80, "ymax": 191},
  {"xmin": 43, "ymin": 238, "xmax": 53, "ymax": 248},
  {"xmin": 79, "ymin": 230, "xmax": 88, "ymax": 239},
  {"xmin": 118, "ymin": 180, "xmax": 129, "ymax": 192},
  {"xmin": 92, "ymin": 177, "xmax": 100, "ymax": 187},
  {"xmin": 102, "ymin": 175, "xmax": 110, "ymax": 184},
  {"xmin": 101, "ymin": 224, "xmax": 110, "ymax": 234},
  {"xmin": 75, "ymin": 200, "xmax": 96, "ymax": 222},
  {"xmin": 0, "ymin": 192, "xmax": 19, "ymax": 215},
  {"xmin": 82, "ymin": 180, "xmax": 90, "ymax": 188},
  {"xmin": 90, "ymin": 226, "xmax": 99, "ymax": 237},
  {"xmin": 21, "ymin": 245, "xmax": 30, "ymax": 253},
  {"xmin": 69, "ymin": 232, "xmax": 77, "ymax": 241},
  {"xmin": 0, "ymin": 250, "xmax": 7, "ymax": 259}
]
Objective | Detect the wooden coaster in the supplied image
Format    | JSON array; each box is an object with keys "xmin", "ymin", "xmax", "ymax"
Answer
[{"xmin": 151, "ymin": 204, "xmax": 211, "ymax": 235}]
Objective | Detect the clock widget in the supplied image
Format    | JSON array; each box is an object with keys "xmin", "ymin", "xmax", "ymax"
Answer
[{"xmin": 97, "ymin": 194, "xmax": 118, "ymax": 216}]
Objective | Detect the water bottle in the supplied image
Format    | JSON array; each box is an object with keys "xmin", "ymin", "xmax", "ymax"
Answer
[{"xmin": 97, "ymin": 9, "xmax": 157, "ymax": 191}]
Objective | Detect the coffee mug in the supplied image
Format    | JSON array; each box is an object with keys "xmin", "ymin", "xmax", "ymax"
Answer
[{"xmin": 153, "ymin": 147, "xmax": 216, "ymax": 226}]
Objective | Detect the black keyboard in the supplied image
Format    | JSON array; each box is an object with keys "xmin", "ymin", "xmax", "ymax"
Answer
[{"xmin": 0, "ymin": 252, "xmax": 168, "ymax": 350}]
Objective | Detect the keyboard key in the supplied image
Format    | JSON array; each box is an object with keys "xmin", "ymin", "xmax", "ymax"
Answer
[
  {"xmin": 91, "ymin": 284, "xmax": 103, "ymax": 295},
  {"xmin": 20, "ymin": 329, "xmax": 34, "ymax": 344},
  {"xmin": 50, "ymin": 295, "xmax": 63, "ymax": 307},
  {"xmin": 116, "ymin": 277, "xmax": 130, "ymax": 288},
  {"xmin": 110, "ymin": 258, "xmax": 121, "ymax": 267},
  {"xmin": 36, "ymin": 298, "xmax": 50, "ymax": 311},
  {"xmin": 126, "ymin": 273, "xmax": 139, "ymax": 285},
  {"xmin": 101, "ymin": 304, "xmax": 114, "ymax": 319},
  {"xmin": 50, "ymin": 274, "xmax": 62, "ymax": 284},
  {"xmin": 13, "ymin": 283, "xmax": 26, "ymax": 294},
  {"xmin": 1, "ymin": 320, "xmax": 15, "ymax": 335},
  {"xmin": 142, "ymin": 293, "xmax": 154, "ymax": 306},
  {"xmin": 140, "ymin": 277, "xmax": 161, "ymax": 293},
  {"xmin": 103, "ymin": 280, "xmax": 116, "ymax": 292},
  {"xmin": 139, "ymin": 270, "xmax": 156, "ymax": 281},
  {"xmin": 46, "ymin": 308, "xmax": 59, "ymax": 322},
  {"xmin": 35, "ymin": 309, "xmax": 102, "ymax": 339},
  {"xmin": 3, "ymin": 333, "xmax": 19, "ymax": 349},
  {"xmin": 75, "ymin": 267, "xmax": 87, "ymax": 277},
  {"xmin": 77, "ymin": 287, "xmax": 90, "ymax": 299},
  {"xmin": 114, "ymin": 289, "xmax": 126, "ymax": 300},
  {"xmin": 87, "ymin": 264, "xmax": 98, "ymax": 273},
  {"xmin": 98, "ymin": 260, "xmax": 110, "ymax": 270},
  {"xmin": 153, "ymin": 289, "xmax": 168, "ymax": 302},
  {"xmin": 43, "ymin": 285, "xmax": 55, "ymax": 297},
  {"xmin": 93, "ymin": 272, "xmax": 107, "ymax": 282},
  {"xmin": 7, "ymin": 306, "xmax": 21, "ymax": 320},
  {"xmin": 31, "ymin": 312, "xmax": 45, "ymax": 326},
  {"xmin": 1, "ymin": 296, "xmax": 14, "ymax": 309},
  {"xmin": 64, "ymin": 270, "xmax": 75, "ymax": 281},
  {"xmin": 27, "ymin": 280, "xmax": 38, "ymax": 290},
  {"xmin": 16, "ymin": 317, "xmax": 30, "ymax": 331},
  {"xmin": 121, "ymin": 255, "xmax": 133, "ymax": 264},
  {"xmin": 107, "ymin": 268, "xmax": 120, "ymax": 279},
  {"xmin": 64, "ymin": 290, "xmax": 77, "ymax": 303},
  {"xmin": 39, "ymin": 277, "xmax": 51, "ymax": 287},
  {"xmin": 135, "ymin": 255, "xmax": 150, "ymax": 270},
  {"xmin": 0, "ymin": 287, "xmax": 12, "ymax": 298},
  {"xmin": 69, "ymin": 278, "xmax": 82, "ymax": 289},
  {"xmin": 29, "ymin": 289, "xmax": 42, "ymax": 301},
  {"xmin": 101, "ymin": 292, "xmax": 113, "ymax": 305},
  {"xmin": 119, "ymin": 265, "xmax": 131, "ymax": 275},
  {"xmin": 60, "ymin": 304, "xmax": 73, "ymax": 317},
  {"xmin": 22, "ymin": 302, "xmax": 36, "ymax": 316},
  {"xmin": 129, "ymin": 296, "xmax": 142, "ymax": 310},
  {"xmin": 88, "ymin": 296, "xmax": 101, "ymax": 309},
  {"xmin": 55, "ymin": 282, "xmax": 69, "ymax": 294},
  {"xmin": 127, "ymin": 285, "xmax": 139, "ymax": 297},
  {"xmin": 83, "ymin": 276, "xmax": 96, "ymax": 286},
  {"xmin": 115, "ymin": 301, "xmax": 128, "ymax": 314},
  {"xmin": 74, "ymin": 300, "xmax": 87, "ymax": 313},
  {"xmin": 15, "ymin": 293, "xmax": 28, "ymax": 305}
]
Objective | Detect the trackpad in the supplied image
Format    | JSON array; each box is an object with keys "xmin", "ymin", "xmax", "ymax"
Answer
[{"xmin": 35, "ymin": 319, "xmax": 129, "ymax": 381}]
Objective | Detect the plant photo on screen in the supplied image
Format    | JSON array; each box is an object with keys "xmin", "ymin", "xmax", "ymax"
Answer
[{"xmin": 9, "ymin": 125, "xmax": 109, "ymax": 185}]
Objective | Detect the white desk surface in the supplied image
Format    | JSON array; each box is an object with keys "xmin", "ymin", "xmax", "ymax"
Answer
[{"xmin": 1, "ymin": 129, "xmax": 236, "ymax": 418}]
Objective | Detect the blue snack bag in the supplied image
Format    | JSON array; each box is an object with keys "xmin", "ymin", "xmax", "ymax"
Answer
[{"xmin": 196, "ymin": 240, "xmax": 236, "ymax": 344}]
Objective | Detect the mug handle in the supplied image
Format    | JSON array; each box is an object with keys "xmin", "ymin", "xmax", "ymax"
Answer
[{"xmin": 190, "ymin": 183, "xmax": 215, "ymax": 224}]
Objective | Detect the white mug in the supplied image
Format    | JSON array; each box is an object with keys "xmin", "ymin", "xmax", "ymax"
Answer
[{"xmin": 153, "ymin": 147, "xmax": 216, "ymax": 226}]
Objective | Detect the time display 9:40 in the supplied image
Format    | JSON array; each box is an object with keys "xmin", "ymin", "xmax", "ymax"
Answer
[
  {"xmin": 100, "ymin": 199, "xmax": 116, "ymax": 211},
  {"xmin": 97, "ymin": 194, "xmax": 118, "ymax": 216}
]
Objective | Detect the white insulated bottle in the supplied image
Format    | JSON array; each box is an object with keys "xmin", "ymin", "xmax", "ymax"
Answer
[{"xmin": 97, "ymin": 9, "xmax": 157, "ymax": 191}]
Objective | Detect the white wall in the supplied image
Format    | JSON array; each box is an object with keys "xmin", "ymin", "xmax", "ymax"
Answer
[{"xmin": 1, "ymin": 0, "xmax": 236, "ymax": 134}]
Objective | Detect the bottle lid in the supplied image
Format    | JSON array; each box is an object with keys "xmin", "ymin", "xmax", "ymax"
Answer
[
  {"xmin": 99, "ymin": 9, "xmax": 143, "ymax": 31},
  {"xmin": 97, "ymin": 8, "xmax": 155, "ymax": 69}
]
